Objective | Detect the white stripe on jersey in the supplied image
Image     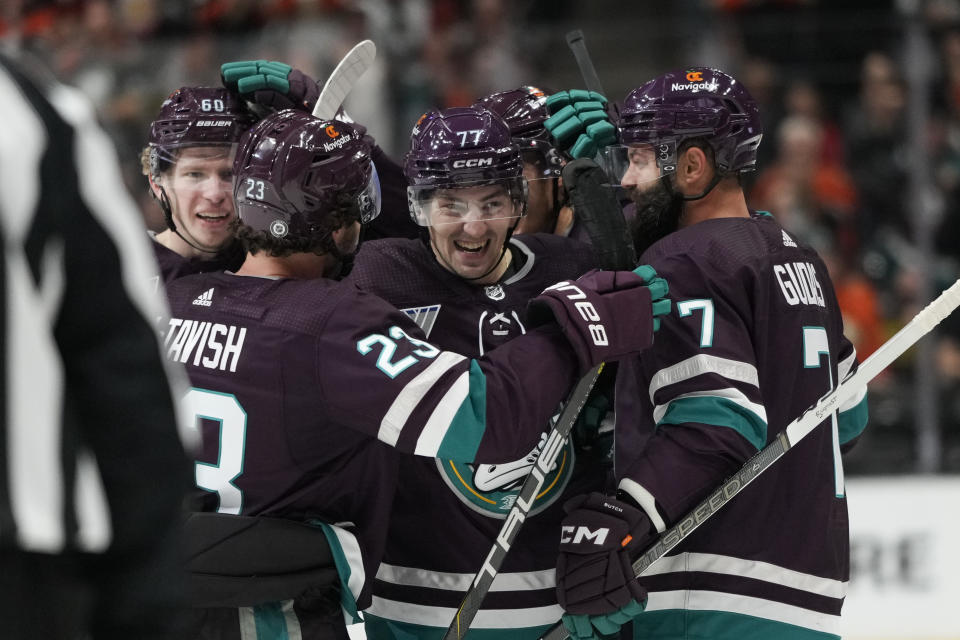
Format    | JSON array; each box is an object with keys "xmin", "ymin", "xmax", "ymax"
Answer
[
  {"xmin": 415, "ymin": 369, "xmax": 470, "ymax": 456},
  {"xmin": 376, "ymin": 563, "xmax": 556, "ymax": 592},
  {"xmin": 1, "ymin": 65, "xmax": 66, "ymax": 552},
  {"xmin": 644, "ymin": 552, "xmax": 847, "ymax": 598},
  {"xmin": 327, "ymin": 524, "xmax": 366, "ymax": 617},
  {"xmin": 367, "ymin": 596, "xmax": 563, "ymax": 629},
  {"xmin": 378, "ymin": 351, "xmax": 466, "ymax": 447},
  {"xmin": 652, "ymin": 388, "xmax": 768, "ymax": 425},
  {"xmin": 646, "ymin": 589, "xmax": 842, "ymax": 635},
  {"xmin": 648, "ymin": 354, "xmax": 759, "ymax": 401}
]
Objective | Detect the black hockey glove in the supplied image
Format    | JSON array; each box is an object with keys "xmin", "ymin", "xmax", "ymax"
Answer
[
  {"xmin": 544, "ymin": 90, "xmax": 617, "ymax": 159},
  {"xmin": 221, "ymin": 60, "xmax": 320, "ymax": 112},
  {"xmin": 557, "ymin": 492, "xmax": 652, "ymax": 640},
  {"xmin": 527, "ymin": 266, "xmax": 670, "ymax": 373}
]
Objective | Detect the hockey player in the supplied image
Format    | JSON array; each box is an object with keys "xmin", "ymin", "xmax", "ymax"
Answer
[
  {"xmin": 474, "ymin": 86, "xmax": 576, "ymax": 236},
  {"xmin": 547, "ymin": 68, "xmax": 870, "ymax": 640},
  {"xmin": 344, "ymin": 105, "xmax": 642, "ymax": 639},
  {"xmin": 141, "ymin": 86, "xmax": 256, "ymax": 282},
  {"xmin": 164, "ymin": 108, "xmax": 670, "ymax": 638}
]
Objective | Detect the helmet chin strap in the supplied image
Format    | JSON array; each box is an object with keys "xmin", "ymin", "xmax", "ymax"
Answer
[
  {"xmin": 667, "ymin": 167, "xmax": 723, "ymax": 202},
  {"xmin": 156, "ymin": 184, "xmax": 221, "ymax": 255}
]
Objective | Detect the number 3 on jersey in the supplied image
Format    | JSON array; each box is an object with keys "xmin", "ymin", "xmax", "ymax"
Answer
[{"xmin": 184, "ymin": 388, "xmax": 248, "ymax": 514}]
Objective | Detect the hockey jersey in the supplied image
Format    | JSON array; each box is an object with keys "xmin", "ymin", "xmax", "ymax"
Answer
[
  {"xmin": 345, "ymin": 234, "xmax": 610, "ymax": 639},
  {"xmin": 162, "ymin": 270, "xmax": 585, "ymax": 629},
  {"xmin": 615, "ymin": 212, "xmax": 868, "ymax": 640},
  {"xmin": 151, "ymin": 236, "xmax": 244, "ymax": 286}
]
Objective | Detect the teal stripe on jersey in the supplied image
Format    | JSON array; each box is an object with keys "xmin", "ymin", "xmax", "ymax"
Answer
[
  {"xmin": 364, "ymin": 613, "xmax": 550, "ymax": 640},
  {"xmin": 631, "ymin": 609, "xmax": 839, "ymax": 640},
  {"xmin": 316, "ymin": 522, "xmax": 362, "ymax": 623},
  {"xmin": 436, "ymin": 359, "xmax": 487, "ymax": 461},
  {"xmin": 252, "ymin": 602, "xmax": 289, "ymax": 639},
  {"xmin": 659, "ymin": 396, "xmax": 767, "ymax": 450},
  {"xmin": 837, "ymin": 394, "xmax": 868, "ymax": 445}
]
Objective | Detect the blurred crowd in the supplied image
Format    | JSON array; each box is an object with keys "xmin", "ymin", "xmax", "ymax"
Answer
[{"xmin": 3, "ymin": 0, "xmax": 960, "ymax": 473}]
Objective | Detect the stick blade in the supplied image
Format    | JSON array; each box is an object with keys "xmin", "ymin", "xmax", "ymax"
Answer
[{"xmin": 312, "ymin": 39, "xmax": 377, "ymax": 120}]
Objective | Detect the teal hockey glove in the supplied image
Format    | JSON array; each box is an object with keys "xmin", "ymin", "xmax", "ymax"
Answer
[
  {"xmin": 220, "ymin": 60, "xmax": 320, "ymax": 112},
  {"xmin": 544, "ymin": 90, "xmax": 616, "ymax": 159},
  {"xmin": 632, "ymin": 264, "xmax": 670, "ymax": 332},
  {"xmin": 563, "ymin": 600, "xmax": 646, "ymax": 640}
]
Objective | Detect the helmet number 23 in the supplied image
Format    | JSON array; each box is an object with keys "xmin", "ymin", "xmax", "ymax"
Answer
[
  {"xmin": 245, "ymin": 179, "xmax": 265, "ymax": 200},
  {"xmin": 357, "ymin": 326, "xmax": 440, "ymax": 378}
]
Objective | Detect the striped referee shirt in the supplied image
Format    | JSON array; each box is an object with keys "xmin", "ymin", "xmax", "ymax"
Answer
[{"xmin": 0, "ymin": 51, "xmax": 191, "ymax": 557}]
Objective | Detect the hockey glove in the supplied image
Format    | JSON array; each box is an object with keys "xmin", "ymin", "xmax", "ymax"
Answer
[
  {"xmin": 221, "ymin": 60, "xmax": 321, "ymax": 112},
  {"xmin": 544, "ymin": 90, "xmax": 617, "ymax": 160},
  {"xmin": 557, "ymin": 492, "xmax": 653, "ymax": 639},
  {"xmin": 527, "ymin": 266, "xmax": 670, "ymax": 372}
]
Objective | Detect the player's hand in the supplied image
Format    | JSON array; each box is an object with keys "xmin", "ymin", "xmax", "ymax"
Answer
[
  {"xmin": 544, "ymin": 90, "xmax": 616, "ymax": 159},
  {"xmin": 632, "ymin": 264, "xmax": 670, "ymax": 332},
  {"xmin": 527, "ymin": 266, "xmax": 670, "ymax": 372},
  {"xmin": 557, "ymin": 492, "xmax": 651, "ymax": 639},
  {"xmin": 220, "ymin": 60, "xmax": 320, "ymax": 112}
]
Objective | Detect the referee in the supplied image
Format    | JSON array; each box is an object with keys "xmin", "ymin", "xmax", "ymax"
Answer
[{"xmin": 0, "ymin": 51, "xmax": 192, "ymax": 638}]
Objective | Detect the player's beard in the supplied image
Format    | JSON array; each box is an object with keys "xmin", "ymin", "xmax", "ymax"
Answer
[{"xmin": 628, "ymin": 177, "xmax": 684, "ymax": 257}]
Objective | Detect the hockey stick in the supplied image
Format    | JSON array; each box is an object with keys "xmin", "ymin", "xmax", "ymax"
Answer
[
  {"xmin": 539, "ymin": 277, "xmax": 960, "ymax": 640},
  {"xmin": 565, "ymin": 30, "xmax": 605, "ymax": 95},
  {"xmin": 443, "ymin": 362, "xmax": 605, "ymax": 640},
  {"xmin": 311, "ymin": 39, "xmax": 376, "ymax": 120},
  {"xmin": 442, "ymin": 30, "xmax": 630, "ymax": 640}
]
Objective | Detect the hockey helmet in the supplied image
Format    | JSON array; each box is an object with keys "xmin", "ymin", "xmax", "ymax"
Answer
[
  {"xmin": 233, "ymin": 109, "xmax": 380, "ymax": 241},
  {"xmin": 603, "ymin": 67, "xmax": 763, "ymax": 185}
]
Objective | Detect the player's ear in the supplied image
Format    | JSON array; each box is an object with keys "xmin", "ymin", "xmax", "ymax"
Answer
[
  {"xmin": 148, "ymin": 173, "xmax": 164, "ymax": 200},
  {"xmin": 678, "ymin": 146, "xmax": 709, "ymax": 189}
]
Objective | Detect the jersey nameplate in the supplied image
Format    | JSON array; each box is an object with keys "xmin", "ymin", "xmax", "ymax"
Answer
[{"xmin": 773, "ymin": 262, "xmax": 826, "ymax": 308}]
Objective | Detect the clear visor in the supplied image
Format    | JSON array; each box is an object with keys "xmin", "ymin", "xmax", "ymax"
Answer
[
  {"xmin": 358, "ymin": 162, "xmax": 382, "ymax": 224},
  {"xmin": 150, "ymin": 142, "xmax": 235, "ymax": 175},
  {"xmin": 599, "ymin": 142, "xmax": 677, "ymax": 187},
  {"xmin": 408, "ymin": 178, "xmax": 526, "ymax": 227},
  {"xmin": 155, "ymin": 143, "xmax": 236, "ymax": 202}
]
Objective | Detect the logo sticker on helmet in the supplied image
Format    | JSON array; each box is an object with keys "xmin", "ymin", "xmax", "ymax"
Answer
[
  {"xmin": 269, "ymin": 219, "xmax": 289, "ymax": 238},
  {"xmin": 686, "ymin": 70, "xmax": 704, "ymax": 82},
  {"xmin": 325, "ymin": 125, "xmax": 339, "ymax": 138}
]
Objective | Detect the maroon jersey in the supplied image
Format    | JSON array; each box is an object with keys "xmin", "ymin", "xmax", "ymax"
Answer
[
  {"xmin": 345, "ymin": 234, "xmax": 607, "ymax": 636},
  {"xmin": 616, "ymin": 212, "xmax": 868, "ymax": 639},
  {"xmin": 150, "ymin": 236, "xmax": 244, "ymax": 286},
  {"xmin": 162, "ymin": 270, "xmax": 581, "ymax": 611}
]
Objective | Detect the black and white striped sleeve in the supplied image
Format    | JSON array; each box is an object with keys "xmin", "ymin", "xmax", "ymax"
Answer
[{"xmin": 0, "ymin": 52, "xmax": 192, "ymax": 627}]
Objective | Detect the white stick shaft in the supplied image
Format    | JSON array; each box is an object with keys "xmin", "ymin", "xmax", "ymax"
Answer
[{"xmin": 786, "ymin": 277, "xmax": 960, "ymax": 444}]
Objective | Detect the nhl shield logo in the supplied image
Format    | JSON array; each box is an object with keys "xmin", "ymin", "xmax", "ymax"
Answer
[{"xmin": 484, "ymin": 284, "xmax": 506, "ymax": 300}]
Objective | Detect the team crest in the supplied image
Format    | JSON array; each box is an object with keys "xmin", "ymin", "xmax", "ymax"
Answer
[
  {"xmin": 436, "ymin": 429, "xmax": 575, "ymax": 519},
  {"xmin": 484, "ymin": 284, "xmax": 506, "ymax": 300}
]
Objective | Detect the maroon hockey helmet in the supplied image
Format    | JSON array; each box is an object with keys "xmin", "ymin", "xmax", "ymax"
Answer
[
  {"xmin": 232, "ymin": 109, "xmax": 380, "ymax": 241},
  {"xmin": 609, "ymin": 67, "xmax": 763, "ymax": 180},
  {"xmin": 404, "ymin": 106, "xmax": 526, "ymax": 226},
  {"xmin": 147, "ymin": 86, "xmax": 256, "ymax": 176},
  {"xmin": 474, "ymin": 86, "xmax": 564, "ymax": 177}
]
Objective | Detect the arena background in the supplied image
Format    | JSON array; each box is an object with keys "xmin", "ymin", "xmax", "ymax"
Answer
[{"xmin": 4, "ymin": 1, "xmax": 959, "ymax": 637}]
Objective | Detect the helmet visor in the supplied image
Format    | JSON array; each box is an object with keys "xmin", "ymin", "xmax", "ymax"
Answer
[
  {"xmin": 150, "ymin": 142, "xmax": 235, "ymax": 177},
  {"xmin": 358, "ymin": 162, "xmax": 382, "ymax": 224},
  {"xmin": 599, "ymin": 142, "xmax": 677, "ymax": 187},
  {"xmin": 408, "ymin": 177, "xmax": 526, "ymax": 227}
]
